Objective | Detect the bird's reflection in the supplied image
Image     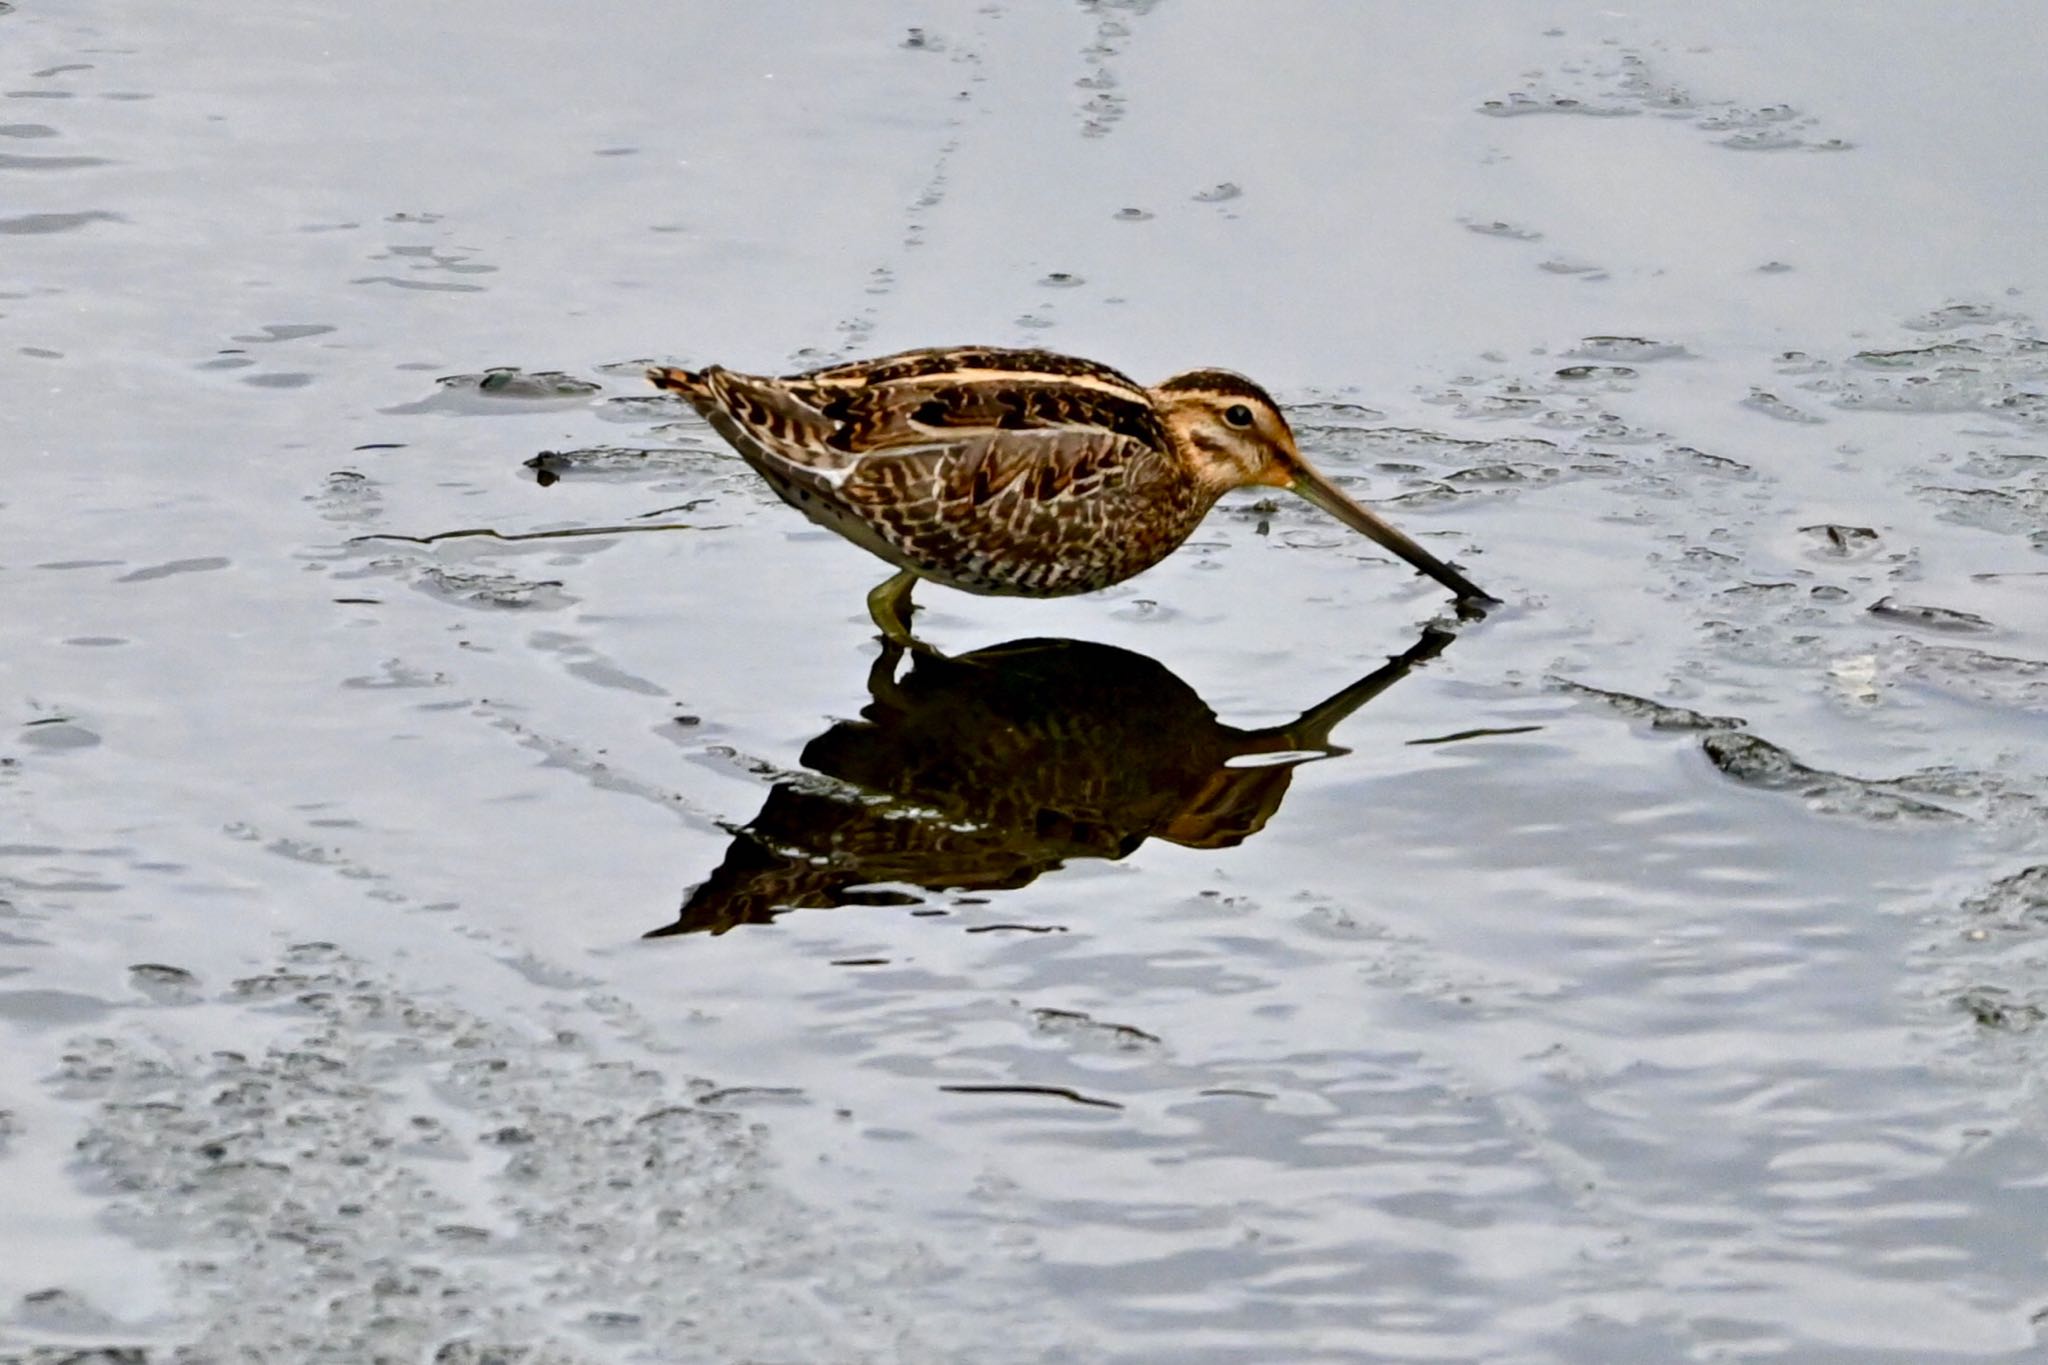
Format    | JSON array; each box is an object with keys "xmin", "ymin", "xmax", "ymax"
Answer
[{"xmin": 652, "ymin": 625, "xmax": 1455, "ymax": 937}]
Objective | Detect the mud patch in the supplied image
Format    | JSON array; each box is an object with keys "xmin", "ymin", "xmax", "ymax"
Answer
[{"xmin": 17, "ymin": 944, "xmax": 1058, "ymax": 1363}]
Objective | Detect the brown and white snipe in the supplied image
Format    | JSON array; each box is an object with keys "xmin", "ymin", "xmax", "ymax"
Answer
[{"xmin": 650, "ymin": 345, "xmax": 1490, "ymax": 644}]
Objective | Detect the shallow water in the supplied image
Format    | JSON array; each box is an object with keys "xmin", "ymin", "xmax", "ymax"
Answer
[{"xmin": 5, "ymin": 1, "xmax": 2047, "ymax": 1360}]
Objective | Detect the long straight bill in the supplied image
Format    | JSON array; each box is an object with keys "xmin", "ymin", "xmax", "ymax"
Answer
[{"xmin": 1289, "ymin": 462, "xmax": 1494, "ymax": 604}]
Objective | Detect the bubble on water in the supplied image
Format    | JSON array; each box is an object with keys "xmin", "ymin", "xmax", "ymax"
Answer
[
  {"xmin": 384, "ymin": 368, "xmax": 600, "ymax": 417},
  {"xmin": 130, "ymin": 962, "xmax": 202, "ymax": 1004},
  {"xmin": 1741, "ymin": 388, "xmax": 1825, "ymax": 424},
  {"xmin": 1028, "ymin": 1006, "xmax": 1163, "ymax": 1054},
  {"xmin": 414, "ymin": 565, "xmax": 573, "ymax": 611},
  {"xmin": 1851, "ymin": 341, "xmax": 1988, "ymax": 369},
  {"xmin": 1904, "ymin": 302, "xmax": 2027, "ymax": 331},
  {"xmin": 1382, "ymin": 481, "xmax": 1469, "ymax": 508},
  {"xmin": 1461, "ymin": 217, "xmax": 1543, "ymax": 241},
  {"xmin": 1289, "ymin": 399, "xmax": 1387, "ymax": 428},
  {"xmin": 592, "ymin": 356, "xmax": 669, "ymax": 378},
  {"xmin": 1568, "ymin": 336, "xmax": 1690, "ymax": 362},
  {"xmin": 1828, "ymin": 654, "xmax": 1882, "ymax": 704},
  {"xmin": 1446, "ymin": 462, "xmax": 1543, "ymax": 485},
  {"xmin": 1715, "ymin": 129, "xmax": 1807, "ymax": 152},
  {"xmin": 1816, "ymin": 323, "xmax": 2048, "ymax": 431},
  {"xmin": 1477, "ymin": 91, "xmax": 1635, "ymax": 118},
  {"xmin": 312, "ymin": 469, "xmax": 381, "ymax": 522},
  {"xmin": 1477, "ymin": 48, "xmax": 1849, "ymax": 152},
  {"xmin": 1912, "ymin": 486, "xmax": 2048, "ymax": 548},
  {"xmin": 1891, "ymin": 639, "xmax": 2048, "ymax": 712},
  {"xmin": 523, "ymin": 445, "xmax": 704, "ymax": 484},
  {"xmin": 1072, "ymin": 1, "xmax": 1158, "ymax": 137},
  {"xmin": 19, "ymin": 718, "xmax": 100, "ymax": 750},
  {"xmin": 1956, "ymin": 987, "xmax": 2045, "ymax": 1032},
  {"xmin": 1671, "ymin": 445, "xmax": 1753, "ymax": 477},
  {"xmin": 1964, "ymin": 865, "xmax": 2048, "ymax": 929}
]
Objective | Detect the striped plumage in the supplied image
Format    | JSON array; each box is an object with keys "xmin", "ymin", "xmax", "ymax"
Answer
[{"xmin": 648, "ymin": 345, "xmax": 1488, "ymax": 640}]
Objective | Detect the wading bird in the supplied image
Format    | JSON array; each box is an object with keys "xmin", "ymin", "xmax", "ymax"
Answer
[{"xmin": 649, "ymin": 346, "xmax": 1489, "ymax": 644}]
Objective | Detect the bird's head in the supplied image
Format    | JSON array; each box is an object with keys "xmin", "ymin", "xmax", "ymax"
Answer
[{"xmin": 1153, "ymin": 369, "xmax": 1494, "ymax": 605}]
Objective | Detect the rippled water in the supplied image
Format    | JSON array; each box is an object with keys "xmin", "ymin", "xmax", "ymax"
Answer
[{"xmin": 5, "ymin": 2, "xmax": 2047, "ymax": 1361}]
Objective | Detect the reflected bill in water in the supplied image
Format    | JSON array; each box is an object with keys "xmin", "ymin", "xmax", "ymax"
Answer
[{"xmin": 652, "ymin": 626, "xmax": 1455, "ymax": 937}]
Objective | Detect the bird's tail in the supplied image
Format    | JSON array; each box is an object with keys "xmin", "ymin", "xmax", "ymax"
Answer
[{"xmin": 648, "ymin": 364, "xmax": 707, "ymax": 399}]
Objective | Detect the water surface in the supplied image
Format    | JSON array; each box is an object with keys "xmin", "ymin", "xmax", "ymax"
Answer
[{"xmin": 4, "ymin": 2, "xmax": 2047, "ymax": 1360}]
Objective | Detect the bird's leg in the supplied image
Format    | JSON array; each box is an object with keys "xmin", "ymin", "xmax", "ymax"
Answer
[
  {"xmin": 865, "ymin": 569, "xmax": 928, "ymax": 651},
  {"xmin": 866, "ymin": 636, "xmax": 909, "ymax": 702}
]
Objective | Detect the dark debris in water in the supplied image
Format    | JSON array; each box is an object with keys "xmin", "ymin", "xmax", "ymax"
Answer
[
  {"xmin": 939, "ymin": 1083, "xmax": 1123, "ymax": 1111},
  {"xmin": 1700, "ymin": 732, "xmax": 1963, "ymax": 823},
  {"xmin": 1956, "ymin": 987, "xmax": 2046, "ymax": 1033},
  {"xmin": 1964, "ymin": 864, "xmax": 2048, "ymax": 929},
  {"xmin": 524, "ymin": 445, "xmax": 694, "ymax": 485},
  {"xmin": 1551, "ymin": 678, "xmax": 1742, "ymax": 732},
  {"xmin": 1799, "ymin": 523, "xmax": 1879, "ymax": 556},
  {"xmin": 1868, "ymin": 596, "xmax": 1996, "ymax": 634},
  {"xmin": 1558, "ymin": 679, "xmax": 1997, "ymax": 823}
]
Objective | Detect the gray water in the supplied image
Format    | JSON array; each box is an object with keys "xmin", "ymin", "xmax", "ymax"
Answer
[{"xmin": 5, "ymin": 2, "xmax": 2047, "ymax": 1361}]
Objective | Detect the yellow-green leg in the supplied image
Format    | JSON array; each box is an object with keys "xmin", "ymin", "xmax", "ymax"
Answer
[{"xmin": 866, "ymin": 569, "xmax": 924, "ymax": 650}]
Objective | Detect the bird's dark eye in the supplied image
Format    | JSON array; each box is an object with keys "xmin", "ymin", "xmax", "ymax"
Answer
[{"xmin": 1223, "ymin": 403, "xmax": 1254, "ymax": 429}]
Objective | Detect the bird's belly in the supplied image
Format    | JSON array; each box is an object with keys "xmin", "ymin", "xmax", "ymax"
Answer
[
  {"xmin": 899, "ymin": 498, "xmax": 1201, "ymax": 598},
  {"xmin": 750, "ymin": 459, "xmax": 928, "ymax": 572},
  {"xmin": 743, "ymin": 447, "xmax": 1205, "ymax": 598}
]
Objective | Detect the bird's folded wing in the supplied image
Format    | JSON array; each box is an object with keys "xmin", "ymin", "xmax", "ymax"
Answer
[
  {"xmin": 839, "ymin": 426, "xmax": 1162, "ymax": 511},
  {"xmin": 701, "ymin": 369, "xmax": 1171, "ymax": 488}
]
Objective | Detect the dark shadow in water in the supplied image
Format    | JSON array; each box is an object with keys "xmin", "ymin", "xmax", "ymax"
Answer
[{"xmin": 651, "ymin": 625, "xmax": 1456, "ymax": 937}]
